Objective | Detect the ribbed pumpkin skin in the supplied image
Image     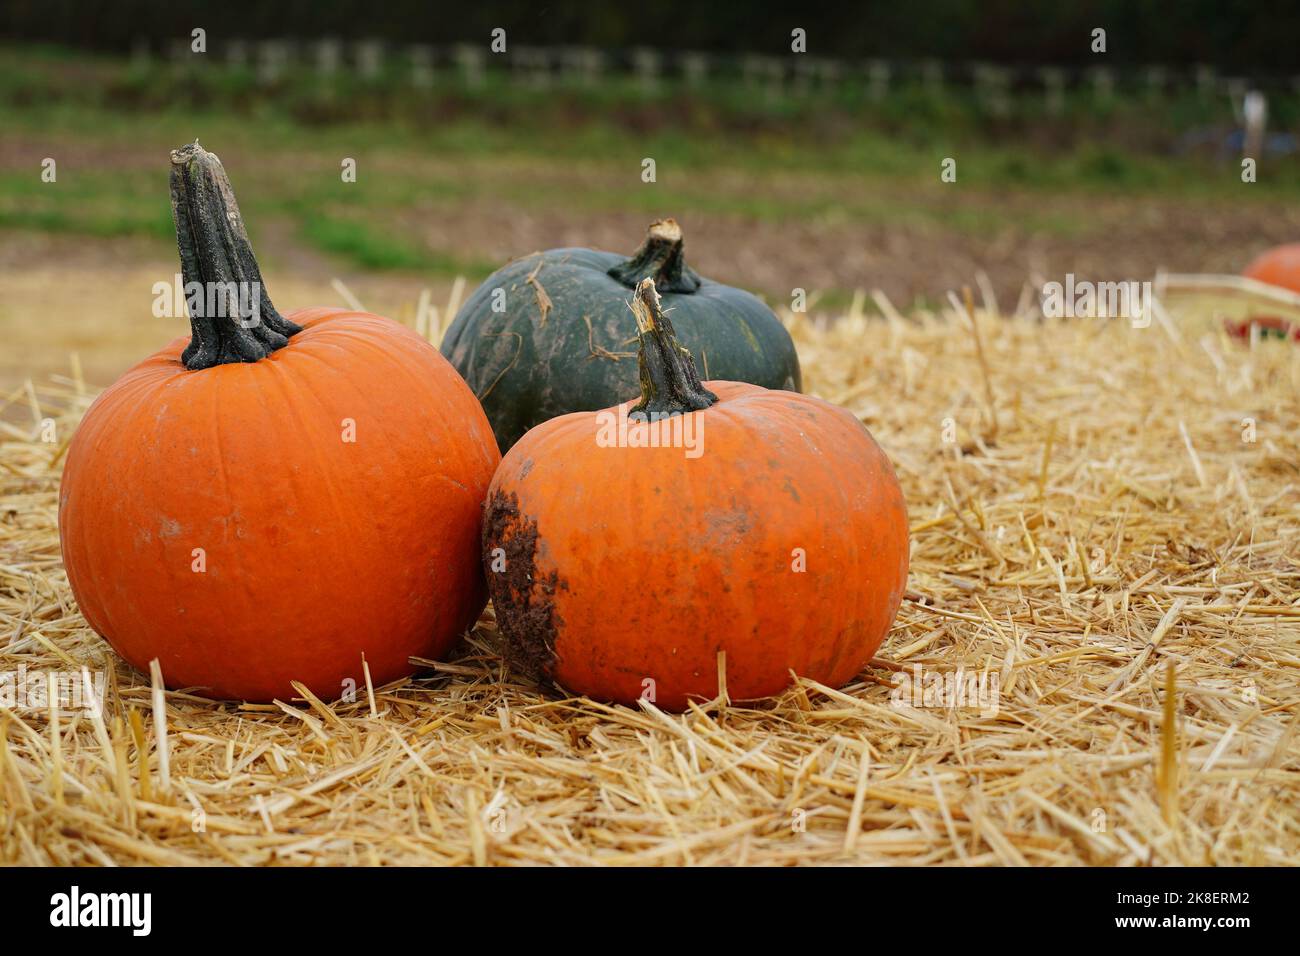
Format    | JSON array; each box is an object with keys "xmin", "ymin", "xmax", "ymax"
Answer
[
  {"xmin": 484, "ymin": 381, "xmax": 909, "ymax": 711},
  {"xmin": 59, "ymin": 308, "xmax": 500, "ymax": 702},
  {"xmin": 441, "ymin": 248, "xmax": 802, "ymax": 452},
  {"xmin": 1244, "ymin": 243, "xmax": 1300, "ymax": 293}
]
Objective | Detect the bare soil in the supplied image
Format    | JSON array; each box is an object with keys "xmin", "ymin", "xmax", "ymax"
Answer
[{"xmin": 3, "ymin": 184, "xmax": 1297, "ymax": 393}]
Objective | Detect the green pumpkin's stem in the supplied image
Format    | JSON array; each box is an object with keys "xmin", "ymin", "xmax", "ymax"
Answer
[
  {"xmin": 629, "ymin": 278, "xmax": 717, "ymax": 419},
  {"xmin": 607, "ymin": 218, "xmax": 702, "ymax": 294},
  {"xmin": 169, "ymin": 141, "xmax": 300, "ymax": 370}
]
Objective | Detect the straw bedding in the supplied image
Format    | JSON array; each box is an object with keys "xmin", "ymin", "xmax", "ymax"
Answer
[{"xmin": 1, "ymin": 290, "xmax": 1297, "ymax": 866}]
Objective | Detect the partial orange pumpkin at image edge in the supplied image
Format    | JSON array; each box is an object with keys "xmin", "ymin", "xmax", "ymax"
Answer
[{"xmin": 1243, "ymin": 242, "xmax": 1300, "ymax": 294}]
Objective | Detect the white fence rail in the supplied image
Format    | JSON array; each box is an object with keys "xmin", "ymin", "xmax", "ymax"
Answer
[{"xmin": 129, "ymin": 37, "xmax": 1295, "ymax": 105}]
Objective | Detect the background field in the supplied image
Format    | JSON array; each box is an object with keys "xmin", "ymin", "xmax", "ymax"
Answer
[{"xmin": 3, "ymin": 42, "xmax": 1300, "ymax": 392}]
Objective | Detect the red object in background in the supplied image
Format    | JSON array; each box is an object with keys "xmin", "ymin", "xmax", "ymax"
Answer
[
  {"xmin": 1222, "ymin": 315, "xmax": 1300, "ymax": 341},
  {"xmin": 1233, "ymin": 244, "xmax": 1300, "ymax": 342}
]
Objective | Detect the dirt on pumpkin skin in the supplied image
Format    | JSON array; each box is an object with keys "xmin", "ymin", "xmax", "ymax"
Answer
[{"xmin": 482, "ymin": 488, "xmax": 562, "ymax": 683}]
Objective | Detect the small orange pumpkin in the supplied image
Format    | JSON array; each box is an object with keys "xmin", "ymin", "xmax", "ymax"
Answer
[
  {"xmin": 1243, "ymin": 243, "xmax": 1300, "ymax": 294},
  {"xmin": 483, "ymin": 279, "xmax": 909, "ymax": 710},
  {"xmin": 58, "ymin": 143, "xmax": 500, "ymax": 702},
  {"xmin": 1233, "ymin": 244, "xmax": 1300, "ymax": 343}
]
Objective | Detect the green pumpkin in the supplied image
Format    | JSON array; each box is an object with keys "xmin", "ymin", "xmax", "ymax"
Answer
[{"xmin": 440, "ymin": 219, "xmax": 802, "ymax": 452}]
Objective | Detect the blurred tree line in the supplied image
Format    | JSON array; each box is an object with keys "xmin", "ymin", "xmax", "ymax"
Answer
[{"xmin": 0, "ymin": 0, "xmax": 1293, "ymax": 74}]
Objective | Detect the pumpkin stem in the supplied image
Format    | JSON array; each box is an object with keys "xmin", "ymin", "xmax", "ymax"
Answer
[
  {"xmin": 629, "ymin": 278, "xmax": 717, "ymax": 419},
  {"xmin": 169, "ymin": 141, "xmax": 300, "ymax": 370},
  {"xmin": 607, "ymin": 218, "xmax": 702, "ymax": 295}
]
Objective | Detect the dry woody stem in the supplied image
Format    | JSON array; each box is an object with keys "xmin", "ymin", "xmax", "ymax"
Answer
[
  {"xmin": 607, "ymin": 218, "xmax": 703, "ymax": 294},
  {"xmin": 169, "ymin": 141, "xmax": 300, "ymax": 369},
  {"xmin": 628, "ymin": 278, "xmax": 717, "ymax": 418}
]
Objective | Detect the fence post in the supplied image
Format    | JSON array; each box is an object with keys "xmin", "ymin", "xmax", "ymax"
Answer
[
  {"xmin": 1144, "ymin": 65, "xmax": 1166, "ymax": 103},
  {"xmin": 315, "ymin": 38, "xmax": 340, "ymax": 75},
  {"xmin": 921, "ymin": 59, "xmax": 944, "ymax": 99},
  {"xmin": 1089, "ymin": 66, "xmax": 1114, "ymax": 104},
  {"xmin": 866, "ymin": 59, "xmax": 890, "ymax": 102},
  {"xmin": 256, "ymin": 40, "xmax": 288, "ymax": 85},
  {"xmin": 454, "ymin": 43, "xmax": 486, "ymax": 89},
  {"xmin": 130, "ymin": 37, "xmax": 152, "ymax": 69},
  {"xmin": 819, "ymin": 58, "xmax": 842, "ymax": 92},
  {"xmin": 631, "ymin": 47, "xmax": 662, "ymax": 94},
  {"xmin": 409, "ymin": 45, "xmax": 434, "ymax": 89},
  {"xmin": 167, "ymin": 38, "xmax": 189, "ymax": 68},
  {"xmin": 974, "ymin": 64, "xmax": 1010, "ymax": 117},
  {"xmin": 558, "ymin": 47, "xmax": 588, "ymax": 86},
  {"xmin": 513, "ymin": 46, "xmax": 551, "ymax": 89},
  {"xmin": 791, "ymin": 56, "xmax": 814, "ymax": 96},
  {"xmin": 356, "ymin": 40, "xmax": 383, "ymax": 81},
  {"xmin": 1039, "ymin": 67, "xmax": 1065, "ymax": 116},
  {"xmin": 742, "ymin": 54, "xmax": 783, "ymax": 100},
  {"xmin": 1195, "ymin": 64, "xmax": 1217, "ymax": 98},
  {"xmin": 226, "ymin": 38, "xmax": 248, "ymax": 70},
  {"xmin": 682, "ymin": 51, "xmax": 710, "ymax": 87},
  {"xmin": 580, "ymin": 48, "xmax": 605, "ymax": 87},
  {"xmin": 767, "ymin": 56, "xmax": 786, "ymax": 99}
]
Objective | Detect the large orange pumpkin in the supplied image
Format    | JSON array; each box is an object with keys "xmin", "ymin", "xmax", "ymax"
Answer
[
  {"xmin": 58, "ymin": 143, "xmax": 500, "ymax": 702},
  {"xmin": 483, "ymin": 279, "xmax": 909, "ymax": 710}
]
